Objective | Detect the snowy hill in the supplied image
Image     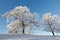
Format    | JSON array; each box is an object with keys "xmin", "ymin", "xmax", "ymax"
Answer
[{"xmin": 0, "ymin": 34, "xmax": 60, "ymax": 40}]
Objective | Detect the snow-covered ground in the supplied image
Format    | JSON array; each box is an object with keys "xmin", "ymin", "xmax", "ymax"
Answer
[{"xmin": 0, "ymin": 34, "xmax": 60, "ymax": 40}]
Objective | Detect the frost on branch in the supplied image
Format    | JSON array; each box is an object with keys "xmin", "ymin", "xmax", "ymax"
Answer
[
  {"xmin": 2, "ymin": 6, "xmax": 39, "ymax": 34},
  {"xmin": 42, "ymin": 13, "xmax": 60, "ymax": 36}
]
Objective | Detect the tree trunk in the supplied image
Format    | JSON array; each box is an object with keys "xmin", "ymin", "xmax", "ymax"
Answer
[
  {"xmin": 22, "ymin": 27, "xmax": 25, "ymax": 34},
  {"xmin": 49, "ymin": 23, "xmax": 55, "ymax": 37},
  {"xmin": 22, "ymin": 21, "xmax": 25, "ymax": 34}
]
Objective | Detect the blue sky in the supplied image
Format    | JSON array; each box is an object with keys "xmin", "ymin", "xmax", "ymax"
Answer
[{"xmin": 0, "ymin": 0, "xmax": 60, "ymax": 35}]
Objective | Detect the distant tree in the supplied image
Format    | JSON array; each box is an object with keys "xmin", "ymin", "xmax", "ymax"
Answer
[
  {"xmin": 42, "ymin": 13, "xmax": 59, "ymax": 37},
  {"xmin": 2, "ymin": 6, "xmax": 39, "ymax": 34}
]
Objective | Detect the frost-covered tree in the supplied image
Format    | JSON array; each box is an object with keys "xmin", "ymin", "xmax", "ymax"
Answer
[
  {"xmin": 42, "ymin": 13, "xmax": 60, "ymax": 36},
  {"xmin": 2, "ymin": 6, "xmax": 39, "ymax": 34}
]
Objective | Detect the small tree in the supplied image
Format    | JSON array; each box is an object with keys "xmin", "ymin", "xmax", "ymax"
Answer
[{"xmin": 42, "ymin": 13, "xmax": 59, "ymax": 37}]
